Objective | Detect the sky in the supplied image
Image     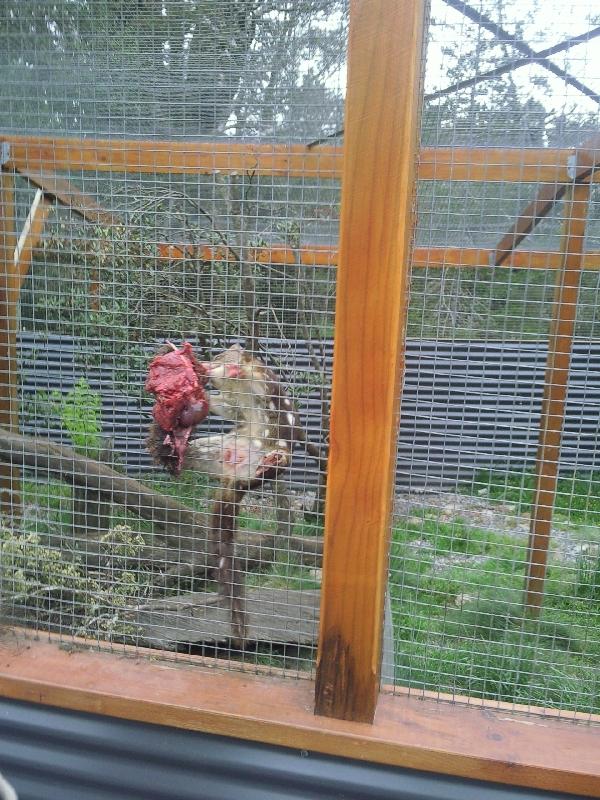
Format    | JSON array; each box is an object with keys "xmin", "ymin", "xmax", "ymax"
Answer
[{"xmin": 425, "ymin": 0, "xmax": 600, "ymax": 116}]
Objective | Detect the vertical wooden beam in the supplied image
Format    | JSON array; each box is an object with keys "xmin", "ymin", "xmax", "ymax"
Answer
[
  {"xmin": 0, "ymin": 167, "xmax": 21, "ymax": 514},
  {"xmin": 314, "ymin": 0, "xmax": 427, "ymax": 722},
  {"xmin": 524, "ymin": 182, "xmax": 591, "ymax": 614}
]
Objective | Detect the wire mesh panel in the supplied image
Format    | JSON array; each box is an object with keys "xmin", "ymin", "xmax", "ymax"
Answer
[
  {"xmin": 389, "ymin": 0, "xmax": 600, "ymax": 719},
  {"xmin": 0, "ymin": 1, "xmax": 347, "ymax": 678}
]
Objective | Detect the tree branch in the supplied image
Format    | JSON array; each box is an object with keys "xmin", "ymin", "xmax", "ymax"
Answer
[
  {"xmin": 427, "ymin": 24, "xmax": 600, "ymax": 103},
  {"xmin": 0, "ymin": 426, "xmax": 213, "ymax": 561},
  {"xmin": 0, "ymin": 427, "xmax": 323, "ymax": 572},
  {"xmin": 442, "ymin": 0, "xmax": 600, "ymax": 106},
  {"xmin": 306, "ymin": 21, "xmax": 600, "ymax": 148}
]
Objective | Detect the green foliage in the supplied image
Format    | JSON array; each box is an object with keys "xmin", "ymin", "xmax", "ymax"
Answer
[
  {"xmin": 575, "ymin": 549, "xmax": 600, "ymax": 601},
  {"xmin": 0, "ymin": 523, "xmax": 150, "ymax": 640},
  {"xmin": 60, "ymin": 378, "xmax": 103, "ymax": 457},
  {"xmin": 389, "ymin": 516, "xmax": 600, "ymax": 713},
  {"xmin": 470, "ymin": 470, "xmax": 600, "ymax": 526},
  {"xmin": 23, "ymin": 378, "xmax": 103, "ymax": 458}
]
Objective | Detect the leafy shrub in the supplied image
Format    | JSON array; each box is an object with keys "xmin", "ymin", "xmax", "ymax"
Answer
[{"xmin": 0, "ymin": 523, "xmax": 150, "ymax": 640}]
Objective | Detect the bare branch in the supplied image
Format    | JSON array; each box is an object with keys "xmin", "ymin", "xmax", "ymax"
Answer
[
  {"xmin": 427, "ymin": 25, "xmax": 600, "ymax": 103},
  {"xmin": 306, "ymin": 21, "xmax": 600, "ymax": 148},
  {"xmin": 442, "ymin": 0, "xmax": 600, "ymax": 106}
]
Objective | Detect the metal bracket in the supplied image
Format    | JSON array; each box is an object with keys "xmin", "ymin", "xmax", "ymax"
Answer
[
  {"xmin": 567, "ymin": 153, "xmax": 578, "ymax": 181},
  {"xmin": 0, "ymin": 142, "xmax": 10, "ymax": 168}
]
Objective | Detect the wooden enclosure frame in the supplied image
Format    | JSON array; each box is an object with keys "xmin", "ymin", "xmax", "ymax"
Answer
[{"xmin": 1, "ymin": 0, "xmax": 600, "ymax": 794}]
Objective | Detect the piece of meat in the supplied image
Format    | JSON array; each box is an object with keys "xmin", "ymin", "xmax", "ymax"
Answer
[{"xmin": 145, "ymin": 341, "xmax": 209, "ymax": 474}]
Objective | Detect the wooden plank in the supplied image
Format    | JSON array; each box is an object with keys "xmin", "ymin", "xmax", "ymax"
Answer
[
  {"xmin": 1, "ymin": 635, "xmax": 600, "ymax": 797},
  {"xmin": 314, "ymin": 0, "xmax": 426, "ymax": 723},
  {"xmin": 418, "ymin": 146, "xmax": 571, "ymax": 183},
  {"xmin": 524, "ymin": 182, "xmax": 591, "ymax": 613},
  {"xmin": 492, "ymin": 183, "xmax": 569, "ymax": 266},
  {"xmin": 6, "ymin": 136, "xmax": 342, "ymax": 179},
  {"xmin": 2, "ymin": 134, "xmax": 581, "ymax": 184},
  {"xmin": 155, "ymin": 242, "xmax": 600, "ymax": 271},
  {"xmin": 13, "ymin": 189, "xmax": 53, "ymax": 290},
  {"xmin": 156, "ymin": 242, "xmax": 338, "ymax": 266},
  {"xmin": 0, "ymin": 170, "xmax": 20, "ymax": 515},
  {"xmin": 415, "ymin": 246, "xmax": 600, "ymax": 270},
  {"xmin": 16, "ymin": 168, "xmax": 122, "ymax": 226},
  {"xmin": 133, "ymin": 588, "xmax": 320, "ymax": 647},
  {"xmin": 492, "ymin": 134, "xmax": 600, "ymax": 266}
]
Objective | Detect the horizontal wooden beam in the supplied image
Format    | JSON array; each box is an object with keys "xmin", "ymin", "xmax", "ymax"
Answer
[
  {"xmin": 492, "ymin": 133, "xmax": 600, "ymax": 266},
  {"xmin": 5, "ymin": 136, "xmax": 342, "ymax": 179},
  {"xmin": 3, "ymin": 135, "xmax": 592, "ymax": 184},
  {"xmin": 156, "ymin": 242, "xmax": 338, "ymax": 266},
  {"xmin": 417, "ymin": 146, "xmax": 574, "ymax": 183},
  {"xmin": 413, "ymin": 246, "xmax": 600, "ymax": 270},
  {"xmin": 156, "ymin": 242, "xmax": 600, "ymax": 271},
  {"xmin": 0, "ymin": 635, "xmax": 599, "ymax": 797}
]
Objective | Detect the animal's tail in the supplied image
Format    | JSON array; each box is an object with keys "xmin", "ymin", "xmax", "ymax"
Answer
[{"xmin": 210, "ymin": 483, "xmax": 247, "ymax": 646}]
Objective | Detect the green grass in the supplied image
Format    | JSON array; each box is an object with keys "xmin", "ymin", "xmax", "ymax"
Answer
[
  {"xmin": 15, "ymin": 474, "xmax": 600, "ymax": 710},
  {"xmin": 389, "ymin": 516, "xmax": 600, "ymax": 713},
  {"xmin": 470, "ymin": 469, "xmax": 600, "ymax": 528}
]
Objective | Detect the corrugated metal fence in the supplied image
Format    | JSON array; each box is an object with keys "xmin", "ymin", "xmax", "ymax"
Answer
[{"xmin": 17, "ymin": 333, "xmax": 600, "ymax": 490}]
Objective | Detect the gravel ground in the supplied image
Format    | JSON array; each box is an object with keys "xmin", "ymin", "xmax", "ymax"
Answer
[{"xmin": 393, "ymin": 490, "xmax": 598, "ymax": 565}]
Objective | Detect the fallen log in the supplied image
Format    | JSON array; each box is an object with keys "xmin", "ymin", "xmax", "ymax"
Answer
[
  {"xmin": 133, "ymin": 587, "xmax": 320, "ymax": 647},
  {"xmin": 0, "ymin": 426, "xmax": 214, "ymax": 562},
  {"xmin": 0, "ymin": 427, "xmax": 323, "ymax": 571}
]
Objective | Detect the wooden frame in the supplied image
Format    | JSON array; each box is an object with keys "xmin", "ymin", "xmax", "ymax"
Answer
[
  {"xmin": 525, "ymin": 181, "xmax": 591, "ymax": 612},
  {"xmin": 2, "ymin": 0, "xmax": 600, "ymax": 793},
  {"xmin": 4, "ymin": 136, "xmax": 589, "ymax": 184},
  {"xmin": 314, "ymin": 0, "xmax": 426, "ymax": 722},
  {"xmin": 1, "ymin": 633, "xmax": 599, "ymax": 798},
  {"xmin": 0, "ymin": 169, "xmax": 20, "ymax": 515}
]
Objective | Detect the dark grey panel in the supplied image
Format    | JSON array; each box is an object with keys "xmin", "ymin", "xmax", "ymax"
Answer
[
  {"xmin": 16, "ymin": 333, "xmax": 600, "ymax": 490},
  {"xmin": 0, "ymin": 698, "xmax": 582, "ymax": 800}
]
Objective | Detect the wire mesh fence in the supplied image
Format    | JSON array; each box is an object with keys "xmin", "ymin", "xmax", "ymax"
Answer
[
  {"xmin": 389, "ymin": 0, "xmax": 600, "ymax": 720},
  {"xmin": 1, "ymin": 0, "xmax": 600, "ymax": 721},
  {"xmin": 0, "ymin": 0, "xmax": 347, "ymax": 678}
]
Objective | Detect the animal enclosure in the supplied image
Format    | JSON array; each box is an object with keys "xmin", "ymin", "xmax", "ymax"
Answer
[{"xmin": 1, "ymin": 0, "xmax": 600, "ymax": 794}]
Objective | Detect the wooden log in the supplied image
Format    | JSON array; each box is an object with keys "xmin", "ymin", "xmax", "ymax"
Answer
[
  {"xmin": 524, "ymin": 182, "xmax": 591, "ymax": 614},
  {"xmin": 0, "ymin": 426, "xmax": 211, "ymax": 560},
  {"xmin": 72, "ymin": 440, "xmax": 114, "ymax": 542},
  {"xmin": 315, "ymin": 0, "xmax": 426, "ymax": 723},
  {"xmin": 133, "ymin": 588, "xmax": 320, "ymax": 647},
  {"xmin": 0, "ymin": 424, "xmax": 322, "ymax": 573},
  {"xmin": 0, "ymin": 170, "xmax": 20, "ymax": 515}
]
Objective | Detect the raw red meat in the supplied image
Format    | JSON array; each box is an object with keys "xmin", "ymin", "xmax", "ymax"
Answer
[{"xmin": 145, "ymin": 341, "xmax": 209, "ymax": 474}]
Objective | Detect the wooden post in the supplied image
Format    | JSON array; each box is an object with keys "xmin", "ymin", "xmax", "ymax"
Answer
[
  {"xmin": 314, "ymin": 0, "xmax": 426, "ymax": 722},
  {"xmin": 0, "ymin": 165, "xmax": 21, "ymax": 514},
  {"xmin": 524, "ymin": 181, "xmax": 591, "ymax": 614}
]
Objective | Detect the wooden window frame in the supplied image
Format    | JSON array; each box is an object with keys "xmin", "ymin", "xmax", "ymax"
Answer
[{"xmin": 1, "ymin": 1, "xmax": 600, "ymax": 795}]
